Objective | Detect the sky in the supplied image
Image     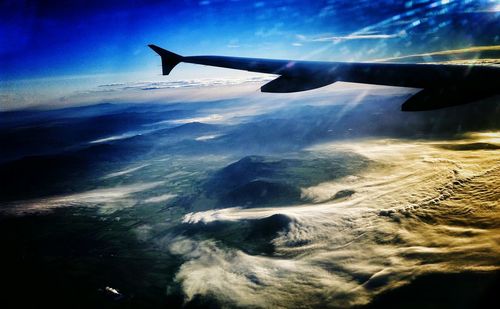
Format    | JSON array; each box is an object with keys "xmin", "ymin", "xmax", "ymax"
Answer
[{"xmin": 1, "ymin": 0, "xmax": 499, "ymax": 109}]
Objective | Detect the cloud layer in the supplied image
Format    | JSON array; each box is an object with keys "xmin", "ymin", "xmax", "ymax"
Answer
[{"xmin": 171, "ymin": 135, "xmax": 500, "ymax": 307}]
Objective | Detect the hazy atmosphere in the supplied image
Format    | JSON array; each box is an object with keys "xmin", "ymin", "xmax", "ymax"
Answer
[{"xmin": 1, "ymin": 1, "xmax": 499, "ymax": 308}]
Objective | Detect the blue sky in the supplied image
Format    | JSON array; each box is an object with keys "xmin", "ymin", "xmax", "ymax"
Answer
[{"xmin": 1, "ymin": 0, "xmax": 499, "ymax": 109}]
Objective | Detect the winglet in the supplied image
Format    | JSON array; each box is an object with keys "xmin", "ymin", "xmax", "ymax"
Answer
[{"xmin": 148, "ymin": 44, "xmax": 183, "ymax": 75}]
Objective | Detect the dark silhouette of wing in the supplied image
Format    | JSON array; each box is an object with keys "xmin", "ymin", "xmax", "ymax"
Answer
[{"xmin": 149, "ymin": 44, "xmax": 500, "ymax": 111}]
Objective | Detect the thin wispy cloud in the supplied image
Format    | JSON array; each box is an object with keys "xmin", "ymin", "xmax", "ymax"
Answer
[
  {"xmin": 2, "ymin": 182, "xmax": 164, "ymax": 215},
  {"xmin": 295, "ymin": 31, "xmax": 405, "ymax": 45},
  {"xmin": 374, "ymin": 45, "xmax": 500, "ymax": 63},
  {"xmin": 300, "ymin": 0, "xmax": 465, "ymax": 60},
  {"xmin": 310, "ymin": 33, "xmax": 404, "ymax": 43}
]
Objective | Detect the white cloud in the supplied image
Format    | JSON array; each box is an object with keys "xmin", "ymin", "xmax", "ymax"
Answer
[
  {"xmin": 195, "ymin": 134, "xmax": 222, "ymax": 141},
  {"xmin": 144, "ymin": 193, "xmax": 177, "ymax": 203},
  {"xmin": 3, "ymin": 181, "xmax": 164, "ymax": 215},
  {"xmin": 168, "ymin": 237, "xmax": 370, "ymax": 307},
  {"xmin": 89, "ymin": 132, "xmax": 140, "ymax": 144},
  {"xmin": 90, "ymin": 76, "xmax": 274, "ymax": 94},
  {"xmin": 101, "ymin": 164, "xmax": 151, "ymax": 179},
  {"xmin": 169, "ymin": 114, "xmax": 225, "ymax": 124}
]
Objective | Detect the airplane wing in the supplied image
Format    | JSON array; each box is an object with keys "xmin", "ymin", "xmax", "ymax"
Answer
[{"xmin": 148, "ymin": 44, "xmax": 499, "ymax": 111}]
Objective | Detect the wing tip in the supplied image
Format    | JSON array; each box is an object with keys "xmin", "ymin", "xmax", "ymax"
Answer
[{"xmin": 148, "ymin": 44, "xmax": 183, "ymax": 75}]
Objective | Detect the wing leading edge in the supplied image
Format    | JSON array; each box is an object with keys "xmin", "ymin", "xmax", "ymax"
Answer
[{"xmin": 148, "ymin": 44, "xmax": 499, "ymax": 111}]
